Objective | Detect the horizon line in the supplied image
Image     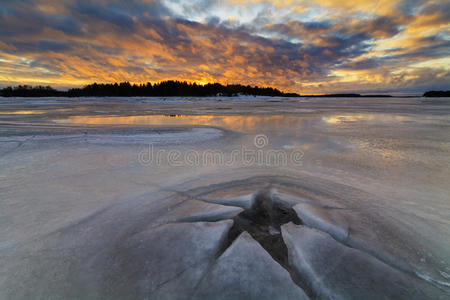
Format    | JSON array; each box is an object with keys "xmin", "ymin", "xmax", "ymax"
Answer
[{"xmin": 1, "ymin": 80, "xmax": 443, "ymax": 97}]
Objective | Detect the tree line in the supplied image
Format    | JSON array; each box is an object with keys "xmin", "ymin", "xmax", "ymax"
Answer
[
  {"xmin": 0, "ymin": 81, "xmax": 300, "ymax": 97},
  {"xmin": 423, "ymin": 90, "xmax": 450, "ymax": 97},
  {"xmin": 2, "ymin": 82, "xmax": 446, "ymax": 98}
]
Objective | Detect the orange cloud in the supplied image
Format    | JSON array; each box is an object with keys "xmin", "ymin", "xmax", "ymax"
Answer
[{"xmin": 0, "ymin": 0, "xmax": 448, "ymax": 94}]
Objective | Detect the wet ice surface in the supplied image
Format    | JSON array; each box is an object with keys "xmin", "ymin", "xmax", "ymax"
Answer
[{"xmin": 1, "ymin": 96, "xmax": 450, "ymax": 299}]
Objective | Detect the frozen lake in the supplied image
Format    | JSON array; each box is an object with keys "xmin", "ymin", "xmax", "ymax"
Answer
[{"xmin": 1, "ymin": 96, "xmax": 449, "ymax": 299}]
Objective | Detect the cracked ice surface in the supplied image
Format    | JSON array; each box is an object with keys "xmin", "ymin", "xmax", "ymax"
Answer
[
  {"xmin": 1, "ymin": 96, "xmax": 450, "ymax": 299},
  {"xmin": 193, "ymin": 231, "xmax": 308, "ymax": 300}
]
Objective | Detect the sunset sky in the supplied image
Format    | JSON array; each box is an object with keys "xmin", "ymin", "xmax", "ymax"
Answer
[{"xmin": 0, "ymin": 0, "xmax": 449, "ymax": 94}]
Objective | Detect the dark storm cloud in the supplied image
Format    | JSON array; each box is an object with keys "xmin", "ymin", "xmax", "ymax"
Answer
[
  {"xmin": 264, "ymin": 20, "xmax": 334, "ymax": 38},
  {"xmin": 14, "ymin": 41, "xmax": 73, "ymax": 52},
  {"xmin": 73, "ymin": 2, "xmax": 136, "ymax": 29},
  {"xmin": 0, "ymin": 3, "xmax": 82, "ymax": 37},
  {"xmin": 387, "ymin": 39, "xmax": 450, "ymax": 60},
  {"xmin": 338, "ymin": 59, "xmax": 381, "ymax": 70},
  {"xmin": 265, "ymin": 16, "xmax": 401, "ymax": 41}
]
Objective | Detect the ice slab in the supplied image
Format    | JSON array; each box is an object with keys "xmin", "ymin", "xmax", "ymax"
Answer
[
  {"xmin": 282, "ymin": 223, "xmax": 440, "ymax": 299},
  {"xmin": 193, "ymin": 231, "xmax": 308, "ymax": 300},
  {"xmin": 0, "ymin": 127, "xmax": 224, "ymax": 146},
  {"xmin": 292, "ymin": 202, "xmax": 450, "ymax": 289},
  {"xmin": 1, "ymin": 220, "xmax": 233, "ymax": 299},
  {"xmin": 167, "ymin": 199, "xmax": 244, "ymax": 223}
]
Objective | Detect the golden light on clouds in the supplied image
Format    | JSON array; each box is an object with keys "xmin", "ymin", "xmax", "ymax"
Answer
[{"xmin": 0, "ymin": 0, "xmax": 448, "ymax": 94}]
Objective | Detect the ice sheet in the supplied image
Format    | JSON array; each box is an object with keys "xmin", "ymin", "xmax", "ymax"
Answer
[{"xmin": 1, "ymin": 96, "xmax": 449, "ymax": 298}]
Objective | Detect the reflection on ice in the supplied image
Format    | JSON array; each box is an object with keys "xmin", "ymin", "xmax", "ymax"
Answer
[
  {"xmin": 0, "ymin": 110, "xmax": 47, "ymax": 115},
  {"xmin": 321, "ymin": 114, "xmax": 414, "ymax": 124},
  {"xmin": 55, "ymin": 114, "xmax": 313, "ymax": 133}
]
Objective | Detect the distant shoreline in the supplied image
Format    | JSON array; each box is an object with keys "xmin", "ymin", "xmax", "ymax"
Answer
[
  {"xmin": 422, "ymin": 90, "xmax": 450, "ymax": 97},
  {"xmin": 0, "ymin": 81, "xmax": 448, "ymax": 98}
]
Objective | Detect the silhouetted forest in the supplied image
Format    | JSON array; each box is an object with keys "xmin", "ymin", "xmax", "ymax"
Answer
[
  {"xmin": 0, "ymin": 85, "xmax": 64, "ymax": 97},
  {"xmin": 423, "ymin": 90, "xmax": 450, "ymax": 97},
  {"xmin": 0, "ymin": 81, "xmax": 300, "ymax": 97},
  {"xmin": 3, "ymin": 82, "xmax": 442, "ymax": 98}
]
